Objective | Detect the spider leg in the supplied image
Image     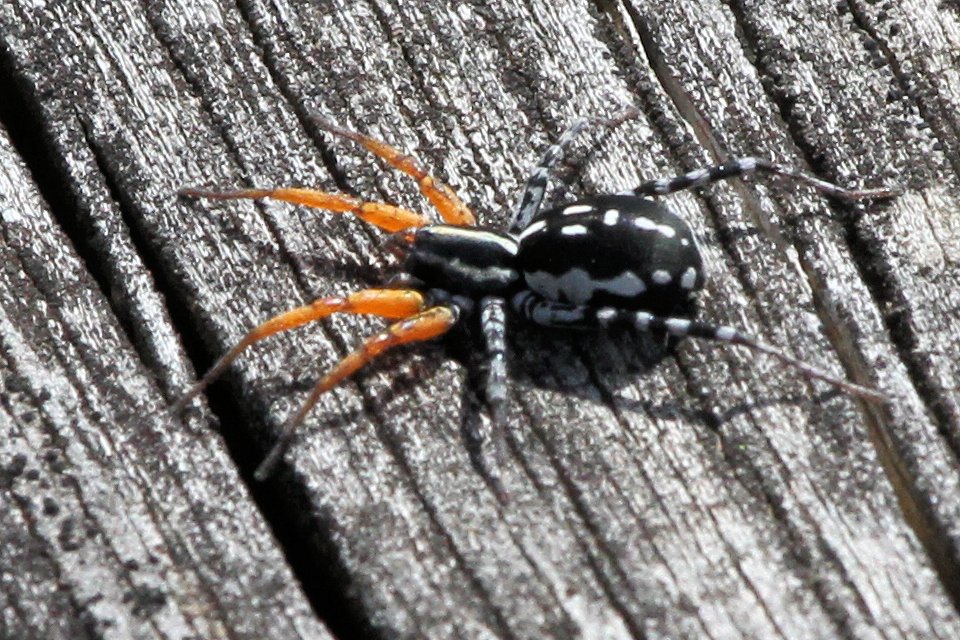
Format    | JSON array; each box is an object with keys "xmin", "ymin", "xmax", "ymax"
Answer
[
  {"xmin": 622, "ymin": 310, "xmax": 886, "ymax": 401},
  {"xmin": 178, "ymin": 187, "xmax": 430, "ymax": 233},
  {"xmin": 479, "ymin": 296, "xmax": 509, "ymax": 424},
  {"xmin": 172, "ymin": 288, "xmax": 428, "ymax": 415},
  {"xmin": 630, "ymin": 157, "xmax": 902, "ymax": 202},
  {"xmin": 511, "ymin": 292, "xmax": 886, "ymax": 403},
  {"xmin": 511, "ymin": 291, "xmax": 592, "ymax": 330},
  {"xmin": 312, "ymin": 116, "xmax": 476, "ymax": 226},
  {"xmin": 509, "ymin": 106, "xmax": 639, "ymax": 234},
  {"xmin": 255, "ymin": 304, "xmax": 461, "ymax": 479}
]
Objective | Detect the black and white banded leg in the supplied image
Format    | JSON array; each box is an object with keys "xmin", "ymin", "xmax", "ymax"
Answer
[
  {"xmin": 512, "ymin": 291, "xmax": 589, "ymax": 330},
  {"xmin": 512, "ymin": 291, "xmax": 885, "ymax": 402},
  {"xmin": 480, "ymin": 296, "xmax": 510, "ymax": 424},
  {"xmin": 630, "ymin": 157, "xmax": 903, "ymax": 202},
  {"xmin": 479, "ymin": 296, "xmax": 513, "ymax": 476},
  {"xmin": 509, "ymin": 107, "xmax": 639, "ymax": 234}
]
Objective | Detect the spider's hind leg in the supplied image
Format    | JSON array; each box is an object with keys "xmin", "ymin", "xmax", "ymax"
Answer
[
  {"xmin": 509, "ymin": 106, "xmax": 639, "ymax": 234},
  {"xmin": 630, "ymin": 157, "xmax": 901, "ymax": 201},
  {"xmin": 624, "ymin": 309, "xmax": 887, "ymax": 402},
  {"xmin": 512, "ymin": 292, "xmax": 885, "ymax": 403}
]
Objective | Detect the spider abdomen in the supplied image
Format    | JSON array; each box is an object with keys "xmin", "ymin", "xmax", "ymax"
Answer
[{"xmin": 515, "ymin": 195, "xmax": 704, "ymax": 312}]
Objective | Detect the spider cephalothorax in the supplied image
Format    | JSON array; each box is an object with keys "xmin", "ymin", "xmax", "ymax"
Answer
[{"xmin": 176, "ymin": 112, "xmax": 898, "ymax": 479}]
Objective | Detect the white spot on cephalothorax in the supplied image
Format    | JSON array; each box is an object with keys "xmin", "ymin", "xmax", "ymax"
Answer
[
  {"xmin": 453, "ymin": 261, "xmax": 518, "ymax": 285},
  {"xmin": 680, "ymin": 266, "xmax": 698, "ymax": 290},
  {"xmin": 665, "ymin": 318, "xmax": 691, "ymax": 335},
  {"xmin": 562, "ymin": 204, "xmax": 595, "ymax": 216},
  {"xmin": 415, "ymin": 252, "xmax": 518, "ymax": 287},
  {"xmin": 653, "ymin": 179, "xmax": 671, "ymax": 194},
  {"xmin": 652, "ymin": 270, "xmax": 672, "ymax": 285},
  {"xmin": 525, "ymin": 268, "xmax": 647, "ymax": 305},
  {"xmin": 716, "ymin": 326, "xmax": 737, "ymax": 341},
  {"xmin": 427, "ymin": 226, "xmax": 519, "ymax": 254},
  {"xmin": 518, "ymin": 220, "xmax": 547, "ymax": 241},
  {"xmin": 632, "ymin": 216, "xmax": 677, "ymax": 238},
  {"xmin": 560, "ymin": 224, "xmax": 589, "ymax": 236},
  {"xmin": 603, "ymin": 209, "xmax": 620, "ymax": 226},
  {"xmin": 477, "ymin": 231, "xmax": 519, "ymax": 255},
  {"xmin": 680, "ymin": 238, "xmax": 690, "ymax": 246}
]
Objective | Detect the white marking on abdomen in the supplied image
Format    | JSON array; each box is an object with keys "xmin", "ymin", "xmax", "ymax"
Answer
[
  {"xmin": 632, "ymin": 216, "xmax": 677, "ymax": 238},
  {"xmin": 560, "ymin": 224, "xmax": 589, "ymax": 236},
  {"xmin": 525, "ymin": 268, "xmax": 647, "ymax": 305},
  {"xmin": 633, "ymin": 312, "xmax": 653, "ymax": 330},
  {"xmin": 596, "ymin": 307, "xmax": 618, "ymax": 326},
  {"xmin": 652, "ymin": 270, "xmax": 672, "ymax": 284},
  {"xmin": 680, "ymin": 266, "xmax": 698, "ymax": 290}
]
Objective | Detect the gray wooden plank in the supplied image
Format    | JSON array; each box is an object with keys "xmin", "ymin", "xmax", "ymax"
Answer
[
  {"xmin": 2, "ymin": 0, "xmax": 959, "ymax": 638},
  {"xmin": 0, "ymin": 126, "xmax": 331, "ymax": 638},
  {"xmin": 614, "ymin": 0, "xmax": 960, "ymax": 612}
]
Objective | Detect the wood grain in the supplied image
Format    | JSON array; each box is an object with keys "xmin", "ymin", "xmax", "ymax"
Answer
[
  {"xmin": 1, "ymin": 0, "xmax": 959, "ymax": 638},
  {"xmin": 0, "ymin": 125, "xmax": 330, "ymax": 636}
]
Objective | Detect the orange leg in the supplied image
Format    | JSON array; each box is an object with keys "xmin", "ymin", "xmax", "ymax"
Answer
[
  {"xmin": 314, "ymin": 116, "xmax": 477, "ymax": 227},
  {"xmin": 178, "ymin": 187, "xmax": 431, "ymax": 233},
  {"xmin": 254, "ymin": 305, "xmax": 460, "ymax": 479},
  {"xmin": 172, "ymin": 288, "xmax": 428, "ymax": 414}
]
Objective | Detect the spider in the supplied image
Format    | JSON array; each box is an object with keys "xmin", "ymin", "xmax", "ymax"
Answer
[{"xmin": 175, "ymin": 110, "xmax": 899, "ymax": 480}]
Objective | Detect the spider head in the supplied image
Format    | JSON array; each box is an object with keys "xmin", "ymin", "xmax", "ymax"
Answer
[{"xmin": 402, "ymin": 225, "xmax": 522, "ymax": 296}]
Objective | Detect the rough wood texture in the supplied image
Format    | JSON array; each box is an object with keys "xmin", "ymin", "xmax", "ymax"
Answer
[
  {"xmin": 0, "ymin": 121, "xmax": 331, "ymax": 636},
  {"xmin": 1, "ymin": 0, "xmax": 959, "ymax": 638}
]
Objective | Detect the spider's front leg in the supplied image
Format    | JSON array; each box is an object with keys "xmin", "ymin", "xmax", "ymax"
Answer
[
  {"xmin": 170, "ymin": 283, "xmax": 463, "ymax": 478},
  {"xmin": 312, "ymin": 115, "xmax": 476, "ymax": 226},
  {"xmin": 255, "ymin": 304, "xmax": 461, "ymax": 479},
  {"xmin": 172, "ymin": 288, "xmax": 430, "ymax": 416},
  {"xmin": 181, "ymin": 116, "xmax": 480, "ymax": 229},
  {"xmin": 178, "ymin": 186, "xmax": 431, "ymax": 233}
]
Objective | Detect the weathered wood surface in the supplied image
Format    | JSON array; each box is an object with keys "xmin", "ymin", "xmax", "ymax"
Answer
[{"xmin": 1, "ymin": 0, "xmax": 959, "ymax": 638}]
